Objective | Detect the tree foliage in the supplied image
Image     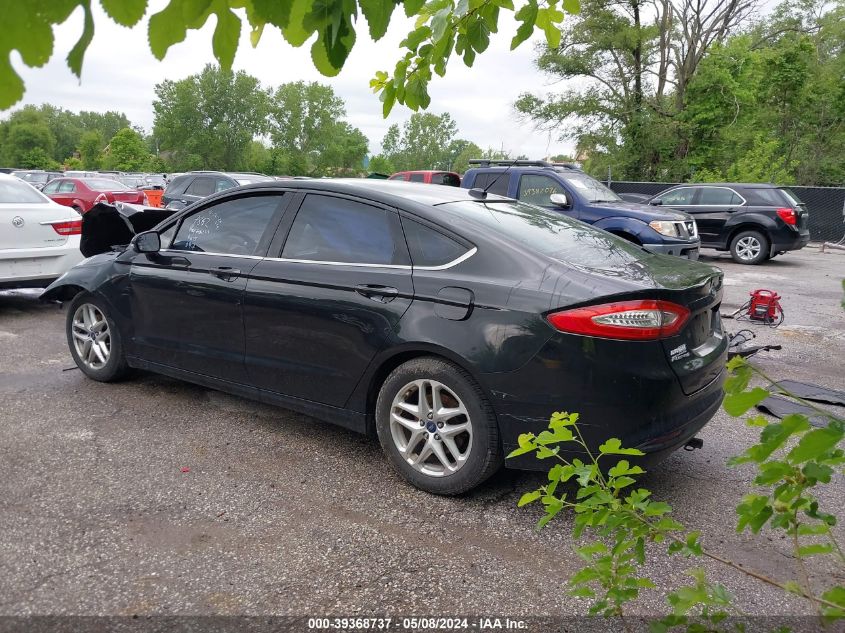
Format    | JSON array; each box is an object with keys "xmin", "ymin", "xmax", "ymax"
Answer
[
  {"xmin": 152, "ymin": 64, "xmax": 268, "ymax": 171},
  {"xmin": 517, "ymin": 0, "xmax": 845, "ymax": 185},
  {"xmin": 1, "ymin": 1, "xmax": 579, "ymax": 114},
  {"xmin": 380, "ymin": 112, "xmax": 459, "ymax": 171},
  {"xmin": 103, "ymin": 127, "xmax": 151, "ymax": 171}
]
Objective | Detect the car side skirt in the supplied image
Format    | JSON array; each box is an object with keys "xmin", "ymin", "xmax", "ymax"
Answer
[{"xmin": 127, "ymin": 356, "xmax": 368, "ymax": 434}]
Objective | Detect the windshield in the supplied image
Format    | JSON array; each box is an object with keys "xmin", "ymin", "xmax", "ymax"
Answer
[
  {"xmin": 83, "ymin": 178, "xmax": 130, "ymax": 191},
  {"xmin": 559, "ymin": 172, "xmax": 622, "ymax": 203},
  {"xmin": 779, "ymin": 188, "xmax": 805, "ymax": 208},
  {"xmin": 440, "ymin": 199, "xmax": 646, "ymax": 268},
  {"xmin": 0, "ymin": 178, "xmax": 49, "ymax": 203}
]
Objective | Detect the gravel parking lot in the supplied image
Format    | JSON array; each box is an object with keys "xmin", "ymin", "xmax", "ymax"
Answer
[{"xmin": 1, "ymin": 247, "xmax": 842, "ymax": 625}]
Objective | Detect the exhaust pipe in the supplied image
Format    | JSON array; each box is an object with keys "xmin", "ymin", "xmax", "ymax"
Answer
[{"xmin": 684, "ymin": 437, "xmax": 704, "ymax": 451}]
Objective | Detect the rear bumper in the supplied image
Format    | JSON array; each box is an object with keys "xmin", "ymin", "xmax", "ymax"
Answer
[
  {"xmin": 481, "ymin": 335, "xmax": 726, "ymax": 471},
  {"xmin": 771, "ymin": 231, "xmax": 810, "ymax": 254},
  {"xmin": 0, "ymin": 241, "xmax": 83, "ymax": 288}
]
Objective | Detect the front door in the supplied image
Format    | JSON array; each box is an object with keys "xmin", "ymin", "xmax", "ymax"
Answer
[
  {"xmin": 127, "ymin": 193, "xmax": 288, "ymax": 383},
  {"xmin": 243, "ymin": 193, "xmax": 414, "ymax": 407}
]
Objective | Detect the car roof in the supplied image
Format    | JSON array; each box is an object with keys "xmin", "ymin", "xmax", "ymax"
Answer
[
  {"xmin": 662, "ymin": 182, "xmax": 778, "ymax": 189},
  {"xmin": 238, "ymin": 178, "xmax": 505, "ymax": 208}
]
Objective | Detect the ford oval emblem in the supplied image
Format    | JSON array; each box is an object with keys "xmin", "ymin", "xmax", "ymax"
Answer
[{"xmin": 12, "ymin": 216, "xmax": 24, "ymax": 228}]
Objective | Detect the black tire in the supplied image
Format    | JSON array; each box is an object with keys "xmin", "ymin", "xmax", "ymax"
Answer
[
  {"xmin": 729, "ymin": 230, "xmax": 769, "ymax": 264},
  {"xmin": 375, "ymin": 357, "xmax": 502, "ymax": 495},
  {"xmin": 66, "ymin": 292, "xmax": 131, "ymax": 382}
]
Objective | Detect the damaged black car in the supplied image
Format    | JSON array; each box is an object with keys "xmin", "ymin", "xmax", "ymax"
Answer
[{"xmin": 42, "ymin": 181, "xmax": 727, "ymax": 494}]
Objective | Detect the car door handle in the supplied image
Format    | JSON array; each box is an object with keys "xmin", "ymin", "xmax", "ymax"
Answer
[
  {"xmin": 355, "ymin": 284, "xmax": 399, "ymax": 302},
  {"xmin": 211, "ymin": 266, "xmax": 241, "ymax": 281}
]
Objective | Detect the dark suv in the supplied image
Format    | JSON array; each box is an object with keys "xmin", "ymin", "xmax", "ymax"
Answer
[
  {"xmin": 462, "ymin": 161, "xmax": 701, "ymax": 259},
  {"xmin": 162, "ymin": 171, "xmax": 274, "ymax": 209},
  {"xmin": 640, "ymin": 184, "xmax": 810, "ymax": 264}
]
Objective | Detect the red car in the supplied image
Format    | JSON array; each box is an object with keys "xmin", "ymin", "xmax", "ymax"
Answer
[
  {"xmin": 388, "ymin": 170, "xmax": 461, "ymax": 186},
  {"xmin": 42, "ymin": 177, "xmax": 148, "ymax": 214}
]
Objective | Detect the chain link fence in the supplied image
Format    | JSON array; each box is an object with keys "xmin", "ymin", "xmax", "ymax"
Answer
[{"xmin": 607, "ymin": 181, "xmax": 845, "ymax": 243}]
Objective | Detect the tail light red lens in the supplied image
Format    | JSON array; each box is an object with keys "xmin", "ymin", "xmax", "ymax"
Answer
[
  {"xmin": 94, "ymin": 193, "xmax": 108, "ymax": 204},
  {"xmin": 49, "ymin": 219, "xmax": 82, "ymax": 236},
  {"xmin": 776, "ymin": 207, "xmax": 797, "ymax": 225},
  {"xmin": 547, "ymin": 300, "xmax": 690, "ymax": 340}
]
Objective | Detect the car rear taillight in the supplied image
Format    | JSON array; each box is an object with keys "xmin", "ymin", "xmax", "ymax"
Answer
[
  {"xmin": 776, "ymin": 207, "xmax": 797, "ymax": 225},
  {"xmin": 94, "ymin": 193, "xmax": 108, "ymax": 204},
  {"xmin": 142, "ymin": 193, "xmax": 149, "ymax": 205},
  {"xmin": 48, "ymin": 219, "xmax": 82, "ymax": 235},
  {"xmin": 547, "ymin": 300, "xmax": 690, "ymax": 340}
]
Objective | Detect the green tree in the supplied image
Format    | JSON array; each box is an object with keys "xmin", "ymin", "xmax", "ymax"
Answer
[
  {"xmin": 368, "ymin": 154, "xmax": 395, "ymax": 175},
  {"xmin": 103, "ymin": 127, "xmax": 151, "ymax": 172},
  {"xmin": 268, "ymin": 81, "xmax": 368, "ymax": 176},
  {"xmin": 382, "ymin": 112, "xmax": 458, "ymax": 171},
  {"xmin": 0, "ymin": 107, "xmax": 57, "ymax": 167},
  {"xmin": 78, "ymin": 130, "xmax": 104, "ymax": 170},
  {"xmin": 153, "ymin": 64, "xmax": 268, "ymax": 171},
  {"xmin": 2, "ymin": 1, "xmax": 578, "ymax": 114},
  {"xmin": 451, "ymin": 141, "xmax": 483, "ymax": 174}
]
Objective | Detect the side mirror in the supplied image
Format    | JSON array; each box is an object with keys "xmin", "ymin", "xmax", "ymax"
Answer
[
  {"xmin": 650, "ymin": 198, "xmax": 663, "ymax": 206},
  {"xmin": 133, "ymin": 231, "xmax": 161, "ymax": 254},
  {"xmin": 549, "ymin": 193, "xmax": 569, "ymax": 207}
]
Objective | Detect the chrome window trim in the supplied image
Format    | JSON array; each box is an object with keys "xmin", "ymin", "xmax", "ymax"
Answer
[
  {"xmin": 660, "ymin": 185, "xmax": 747, "ymax": 207},
  {"xmin": 159, "ymin": 246, "xmax": 478, "ymax": 271}
]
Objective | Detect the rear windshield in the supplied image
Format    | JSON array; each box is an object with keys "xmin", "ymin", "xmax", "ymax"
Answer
[
  {"xmin": 0, "ymin": 178, "xmax": 49, "ymax": 203},
  {"xmin": 83, "ymin": 179, "xmax": 130, "ymax": 191},
  {"xmin": 439, "ymin": 199, "xmax": 646, "ymax": 267}
]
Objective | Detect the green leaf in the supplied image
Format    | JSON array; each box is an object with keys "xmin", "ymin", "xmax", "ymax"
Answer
[
  {"xmin": 797, "ymin": 543, "xmax": 833, "ymax": 557},
  {"xmin": 598, "ymin": 438, "xmax": 645, "ymax": 456},
  {"xmin": 550, "ymin": 411, "xmax": 577, "ymax": 429},
  {"xmin": 404, "ymin": 0, "xmax": 426, "ymax": 17},
  {"xmin": 510, "ymin": 1, "xmax": 537, "ymax": 50},
  {"xmin": 149, "ymin": 0, "xmax": 212, "ymax": 60},
  {"xmin": 466, "ymin": 16, "xmax": 490, "ymax": 53},
  {"xmin": 212, "ymin": 7, "xmax": 240, "ymax": 69},
  {"xmin": 797, "ymin": 523, "xmax": 829, "ymax": 536},
  {"xmin": 568, "ymin": 586, "xmax": 595, "ymax": 598},
  {"xmin": 311, "ymin": 33, "xmax": 343, "ymax": 77},
  {"xmin": 251, "ymin": 0, "xmax": 293, "ymax": 27},
  {"xmin": 282, "ymin": 0, "xmax": 313, "ymax": 46},
  {"xmin": 358, "ymin": 0, "xmax": 396, "ymax": 40},
  {"xmin": 569, "ymin": 567, "xmax": 601, "ymax": 585},
  {"xmin": 723, "ymin": 387, "xmax": 769, "ymax": 416},
  {"xmin": 67, "ymin": 1, "xmax": 95, "ymax": 78},
  {"xmin": 100, "ymin": 0, "xmax": 146, "ymax": 26},
  {"xmin": 788, "ymin": 425, "xmax": 844, "ymax": 464},
  {"xmin": 518, "ymin": 490, "xmax": 542, "ymax": 507},
  {"xmin": 563, "ymin": 0, "xmax": 580, "ymax": 12}
]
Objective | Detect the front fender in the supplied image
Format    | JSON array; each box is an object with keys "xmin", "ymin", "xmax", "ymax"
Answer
[
  {"xmin": 592, "ymin": 216, "xmax": 650, "ymax": 242},
  {"xmin": 39, "ymin": 253, "xmax": 120, "ymax": 302}
]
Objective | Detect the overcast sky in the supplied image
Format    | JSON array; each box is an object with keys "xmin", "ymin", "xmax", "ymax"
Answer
[{"xmin": 9, "ymin": 2, "xmax": 575, "ymax": 159}]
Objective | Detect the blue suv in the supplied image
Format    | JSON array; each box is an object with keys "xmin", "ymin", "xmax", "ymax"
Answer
[{"xmin": 462, "ymin": 160, "xmax": 701, "ymax": 259}]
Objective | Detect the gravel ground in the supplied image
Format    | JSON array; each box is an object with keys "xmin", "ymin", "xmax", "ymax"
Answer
[{"xmin": 0, "ymin": 246, "xmax": 842, "ymax": 628}]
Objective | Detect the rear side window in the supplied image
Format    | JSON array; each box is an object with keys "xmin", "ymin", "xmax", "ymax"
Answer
[
  {"xmin": 42, "ymin": 180, "xmax": 61, "ymax": 194},
  {"xmin": 744, "ymin": 187, "xmax": 797, "ymax": 207},
  {"xmin": 58, "ymin": 181, "xmax": 76, "ymax": 193},
  {"xmin": 698, "ymin": 187, "xmax": 743, "ymax": 205},
  {"xmin": 388, "ymin": 173, "xmax": 406, "ymax": 181},
  {"xmin": 165, "ymin": 175, "xmax": 191, "ymax": 195},
  {"xmin": 471, "ymin": 172, "xmax": 509, "ymax": 196},
  {"xmin": 517, "ymin": 174, "xmax": 564, "ymax": 206},
  {"xmin": 402, "ymin": 218, "xmax": 469, "ymax": 267},
  {"xmin": 409, "ymin": 173, "xmax": 425, "ymax": 182},
  {"xmin": 171, "ymin": 194, "xmax": 283, "ymax": 255},
  {"xmin": 659, "ymin": 187, "xmax": 696, "ymax": 205},
  {"xmin": 283, "ymin": 195, "xmax": 403, "ymax": 265},
  {"xmin": 432, "ymin": 173, "xmax": 460, "ymax": 187},
  {"xmin": 185, "ymin": 177, "xmax": 216, "ymax": 197}
]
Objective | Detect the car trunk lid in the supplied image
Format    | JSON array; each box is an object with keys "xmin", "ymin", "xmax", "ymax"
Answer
[{"xmin": 0, "ymin": 202, "xmax": 73, "ymax": 250}]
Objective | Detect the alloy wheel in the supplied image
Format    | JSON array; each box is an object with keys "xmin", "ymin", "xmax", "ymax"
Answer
[
  {"xmin": 389, "ymin": 379, "xmax": 473, "ymax": 477},
  {"xmin": 71, "ymin": 303, "xmax": 111, "ymax": 370},
  {"xmin": 735, "ymin": 236, "xmax": 761, "ymax": 261}
]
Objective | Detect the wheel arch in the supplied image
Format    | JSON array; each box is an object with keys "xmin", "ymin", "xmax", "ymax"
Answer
[
  {"xmin": 351, "ymin": 344, "xmax": 497, "ymax": 435},
  {"xmin": 725, "ymin": 222, "xmax": 772, "ymax": 247}
]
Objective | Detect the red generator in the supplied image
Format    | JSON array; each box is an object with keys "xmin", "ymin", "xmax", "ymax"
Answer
[{"xmin": 746, "ymin": 289, "xmax": 784, "ymax": 325}]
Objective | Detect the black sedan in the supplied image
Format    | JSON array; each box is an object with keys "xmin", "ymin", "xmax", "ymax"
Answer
[{"xmin": 42, "ymin": 181, "xmax": 727, "ymax": 494}]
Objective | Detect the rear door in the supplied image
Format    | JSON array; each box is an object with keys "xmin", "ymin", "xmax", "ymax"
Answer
[
  {"xmin": 693, "ymin": 186, "xmax": 745, "ymax": 243},
  {"xmin": 127, "ymin": 193, "xmax": 288, "ymax": 382},
  {"xmin": 47, "ymin": 180, "xmax": 79, "ymax": 209},
  {"xmin": 242, "ymin": 192, "xmax": 414, "ymax": 406}
]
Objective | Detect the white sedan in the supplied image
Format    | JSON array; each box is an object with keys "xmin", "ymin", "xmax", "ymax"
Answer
[{"xmin": 0, "ymin": 174, "xmax": 84, "ymax": 290}]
